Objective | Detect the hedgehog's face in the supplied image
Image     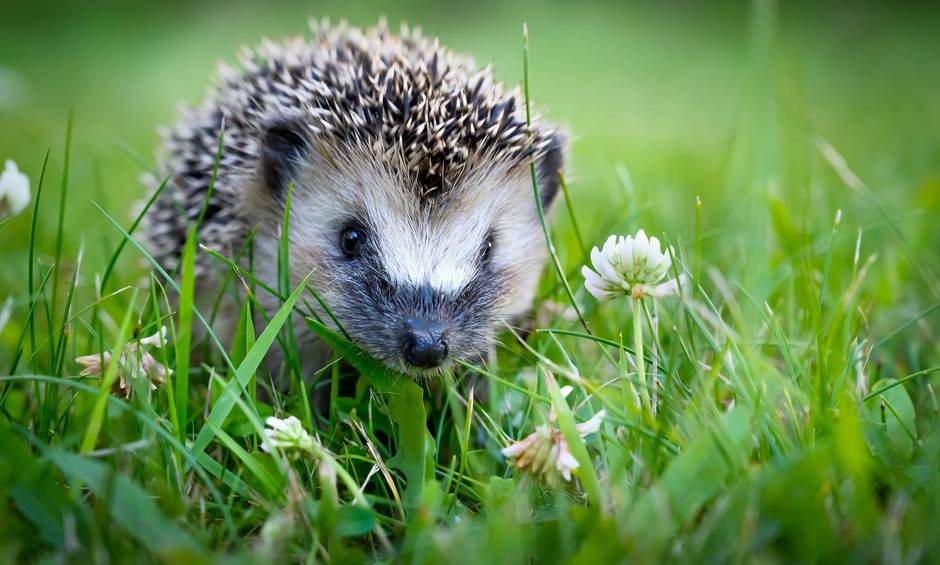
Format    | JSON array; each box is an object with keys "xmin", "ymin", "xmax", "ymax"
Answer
[{"xmin": 253, "ymin": 119, "xmax": 564, "ymax": 374}]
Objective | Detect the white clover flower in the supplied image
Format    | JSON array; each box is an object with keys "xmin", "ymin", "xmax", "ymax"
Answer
[
  {"xmin": 502, "ymin": 426, "xmax": 579, "ymax": 481},
  {"xmin": 0, "ymin": 159, "xmax": 30, "ymax": 217},
  {"xmin": 261, "ymin": 416, "xmax": 316, "ymax": 453},
  {"xmin": 75, "ymin": 352, "xmax": 111, "ymax": 378},
  {"xmin": 139, "ymin": 326, "xmax": 168, "ymax": 348},
  {"xmin": 574, "ymin": 409, "xmax": 605, "ymax": 436},
  {"xmin": 74, "ymin": 325, "xmax": 170, "ymax": 399},
  {"xmin": 582, "ymin": 229, "xmax": 685, "ymax": 301},
  {"xmin": 75, "ymin": 349, "xmax": 168, "ymax": 398},
  {"xmin": 501, "ymin": 385, "xmax": 605, "ymax": 482}
]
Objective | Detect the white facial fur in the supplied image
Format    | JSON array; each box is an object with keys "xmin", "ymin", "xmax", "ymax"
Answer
[
  {"xmin": 244, "ymin": 142, "xmax": 548, "ymax": 367},
  {"xmin": 277, "ymin": 145, "xmax": 543, "ymax": 307}
]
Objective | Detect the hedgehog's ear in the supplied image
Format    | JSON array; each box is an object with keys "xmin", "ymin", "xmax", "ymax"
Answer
[
  {"xmin": 260, "ymin": 117, "xmax": 311, "ymax": 195},
  {"xmin": 535, "ymin": 130, "xmax": 567, "ymax": 210}
]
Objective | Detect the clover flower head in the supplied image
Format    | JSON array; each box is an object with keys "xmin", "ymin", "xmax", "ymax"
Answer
[
  {"xmin": 502, "ymin": 425, "xmax": 580, "ymax": 481},
  {"xmin": 0, "ymin": 159, "xmax": 30, "ymax": 217},
  {"xmin": 74, "ymin": 325, "xmax": 170, "ymax": 398},
  {"xmin": 582, "ymin": 229, "xmax": 685, "ymax": 301},
  {"xmin": 501, "ymin": 385, "xmax": 605, "ymax": 482},
  {"xmin": 75, "ymin": 352, "xmax": 111, "ymax": 377},
  {"xmin": 261, "ymin": 416, "xmax": 316, "ymax": 454},
  {"xmin": 139, "ymin": 325, "xmax": 168, "ymax": 348}
]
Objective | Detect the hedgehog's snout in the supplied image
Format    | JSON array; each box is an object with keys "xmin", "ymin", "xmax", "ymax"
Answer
[
  {"xmin": 400, "ymin": 318, "xmax": 449, "ymax": 369},
  {"xmin": 391, "ymin": 283, "xmax": 453, "ymax": 369}
]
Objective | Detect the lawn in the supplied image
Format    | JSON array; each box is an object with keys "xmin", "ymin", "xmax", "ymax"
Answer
[{"xmin": 1, "ymin": 1, "xmax": 939, "ymax": 562}]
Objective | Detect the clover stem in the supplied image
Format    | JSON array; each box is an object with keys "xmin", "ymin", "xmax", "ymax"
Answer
[{"xmin": 633, "ymin": 297, "xmax": 652, "ymax": 419}]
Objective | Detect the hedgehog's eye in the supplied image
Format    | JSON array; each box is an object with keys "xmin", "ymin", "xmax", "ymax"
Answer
[
  {"xmin": 339, "ymin": 223, "xmax": 366, "ymax": 258},
  {"xmin": 479, "ymin": 234, "xmax": 494, "ymax": 265}
]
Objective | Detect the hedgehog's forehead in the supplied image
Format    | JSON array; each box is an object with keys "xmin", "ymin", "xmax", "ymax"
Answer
[
  {"xmin": 369, "ymin": 165, "xmax": 532, "ymax": 293},
  {"xmin": 300, "ymin": 150, "xmax": 534, "ymax": 293}
]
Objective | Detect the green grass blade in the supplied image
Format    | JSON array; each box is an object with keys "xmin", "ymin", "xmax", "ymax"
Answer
[
  {"xmin": 623, "ymin": 405, "xmax": 753, "ymax": 555},
  {"xmin": 190, "ymin": 272, "xmax": 312, "ymax": 457},
  {"xmin": 305, "ymin": 317, "xmax": 431, "ymax": 513},
  {"xmin": 7, "ymin": 264, "xmax": 55, "ymax": 376},
  {"xmin": 26, "ymin": 148, "xmax": 52, "ymax": 373},
  {"xmin": 863, "ymin": 366, "xmax": 940, "ymax": 402},
  {"xmin": 49, "ymin": 109, "xmax": 74, "ymax": 355},
  {"xmin": 543, "ymin": 369, "xmax": 601, "ymax": 507},
  {"xmin": 521, "ymin": 23, "xmax": 591, "ymax": 335},
  {"xmin": 175, "ymin": 226, "xmax": 197, "ymax": 440},
  {"xmin": 1, "ymin": 372, "xmax": 238, "ymax": 540},
  {"xmin": 98, "ymin": 174, "xmax": 170, "ymax": 293},
  {"xmin": 92, "ymin": 201, "xmax": 235, "ymax": 370},
  {"xmin": 205, "ymin": 419, "xmax": 283, "ymax": 499},
  {"xmin": 42, "ymin": 446, "xmax": 204, "ymax": 559},
  {"xmin": 51, "ymin": 243, "xmax": 82, "ymax": 376},
  {"xmin": 557, "ymin": 171, "xmax": 587, "ymax": 259},
  {"xmin": 80, "ymin": 289, "xmax": 138, "ymax": 453},
  {"xmin": 231, "ymin": 299, "xmax": 257, "ymax": 403}
]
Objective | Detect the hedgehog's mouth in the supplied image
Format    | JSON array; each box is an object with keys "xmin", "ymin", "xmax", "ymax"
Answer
[
  {"xmin": 335, "ymin": 279, "xmax": 495, "ymax": 376},
  {"xmin": 395, "ymin": 362, "xmax": 451, "ymax": 381},
  {"xmin": 351, "ymin": 330, "xmax": 486, "ymax": 378},
  {"xmin": 388, "ymin": 342, "xmax": 492, "ymax": 381}
]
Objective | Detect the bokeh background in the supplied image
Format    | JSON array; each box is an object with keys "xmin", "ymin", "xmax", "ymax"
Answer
[{"xmin": 2, "ymin": 0, "xmax": 940, "ymax": 312}]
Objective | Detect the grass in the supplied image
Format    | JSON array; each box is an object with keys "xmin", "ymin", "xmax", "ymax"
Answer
[{"xmin": 2, "ymin": 1, "xmax": 940, "ymax": 563}]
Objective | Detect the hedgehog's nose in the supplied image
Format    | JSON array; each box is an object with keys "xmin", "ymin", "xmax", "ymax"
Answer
[{"xmin": 401, "ymin": 319, "xmax": 449, "ymax": 369}]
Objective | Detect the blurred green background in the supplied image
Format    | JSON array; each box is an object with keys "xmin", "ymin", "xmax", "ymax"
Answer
[{"xmin": 1, "ymin": 0, "xmax": 939, "ymax": 294}]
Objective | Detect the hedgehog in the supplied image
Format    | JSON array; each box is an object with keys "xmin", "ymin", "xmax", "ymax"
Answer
[{"xmin": 145, "ymin": 20, "xmax": 566, "ymax": 375}]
